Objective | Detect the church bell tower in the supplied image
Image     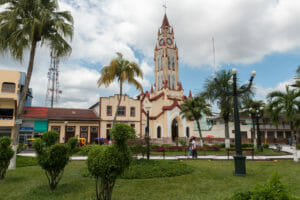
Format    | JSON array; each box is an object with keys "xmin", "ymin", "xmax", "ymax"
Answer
[{"xmin": 154, "ymin": 14, "xmax": 179, "ymax": 92}]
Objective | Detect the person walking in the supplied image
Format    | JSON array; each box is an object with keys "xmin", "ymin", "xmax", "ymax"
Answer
[{"xmin": 191, "ymin": 137, "xmax": 197, "ymax": 159}]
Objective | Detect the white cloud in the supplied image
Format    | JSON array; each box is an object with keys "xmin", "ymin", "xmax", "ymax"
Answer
[{"xmin": 2, "ymin": 0, "xmax": 300, "ymax": 108}]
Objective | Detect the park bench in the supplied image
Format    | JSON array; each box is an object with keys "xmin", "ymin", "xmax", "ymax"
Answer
[
  {"xmin": 226, "ymin": 148, "xmax": 254, "ymax": 160},
  {"xmin": 152, "ymin": 147, "xmax": 166, "ymax": 159}
]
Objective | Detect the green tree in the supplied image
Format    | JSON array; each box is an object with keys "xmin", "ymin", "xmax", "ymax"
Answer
[
  {"xmin": 267, "ymin": 86, "xmax": 300, "ymax": 162},
  {"xmin": 202, "ymin": 70, "xmax": 252, "ymax": 148},
  {"xmin": 0, "ymin": 137, "xmax": 14, "ymax": 180},
  {"xmin": 295, "ymin": 66, "xmax": 300, "ymax": 88},
  {"xmin": 0, "ymin": 0, "xmax": 73, "ymax": 169},
  {"xmin": 87, "ymin": 124, "xmax": 134, "ymax": 200},
  {"xmin": 180, "ymin": 96, "xmax": 212, "ymax": 146},
  {"xmin": 33, "ymin": 131, "xmax": 78, "ymax": 190},
  {"xmin": 98, "ymin": 53, "xmax": 143, "ymax": 126}
]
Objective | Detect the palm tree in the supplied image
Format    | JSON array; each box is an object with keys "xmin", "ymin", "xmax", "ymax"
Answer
[
  {"xmin": 202, "ymin": 70, "xmax": 253, "ymax": 148},
  {"xmin": 0, "ymin": 0, "xmax": 73, "ymax": 169},
  {"xmin": 242, "ymin": 99, "xmax": 265, "ymax": 149},
  {"xmin": 267, "ymin": 86, "xmax": 300, "ymax": 162},
  {"xmin": 98, "ymin": 52, "xmax": 143, "ymax": 125},
  {"xmin": 180, "ymin": 96, "xmax": 212, "ymax": 146}
]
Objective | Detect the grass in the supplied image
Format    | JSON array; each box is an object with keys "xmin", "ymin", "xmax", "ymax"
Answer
[
  {"xmin": 1, "ymin": 158, "xmax": 300, "ymax": 200},
  {"xmin": 16, "ymin": 156, "xmax": 37, "ymax": 168},
  {"xmin": 150, "ymin": 148, "xmax": 289, "ymax": 156}
]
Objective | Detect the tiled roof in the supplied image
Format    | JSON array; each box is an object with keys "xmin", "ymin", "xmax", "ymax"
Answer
[
  {"xmin": 21, "ymin": 107, "xmax": 48, "ymax": 118},
  {"xmin": 161, "ymin": 14, "xmax": 170, "ymax": 28},
  {"xmin": 48, "ymin": 108, "xmax": 99, "ymax": 120}
]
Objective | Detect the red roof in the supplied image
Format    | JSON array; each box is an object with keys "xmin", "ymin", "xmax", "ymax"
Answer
[
  {"xmin": 21, "ymin": 107, "xmax": 48, "ymax": 118},
  {"xmin": 161, "ymin": 14, "xmax": 170, "ymax": 28},
  {"xmin": 48, "ymin": 108, "xmax": 99, "ymax": 120}
]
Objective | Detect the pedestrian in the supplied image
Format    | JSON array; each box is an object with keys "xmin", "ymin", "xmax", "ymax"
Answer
[
  {"xmin": 192, "ymin": 137, "xmax": 197, "ymax": 159},
  {"xmin": 187, "ymin": 138, "xmax": 192, "ymax": 158}
]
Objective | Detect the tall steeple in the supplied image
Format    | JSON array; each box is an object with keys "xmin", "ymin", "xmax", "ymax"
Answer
[{"xmin": 154, "ymin": 13, "xmax": 179, "ymax": 92}]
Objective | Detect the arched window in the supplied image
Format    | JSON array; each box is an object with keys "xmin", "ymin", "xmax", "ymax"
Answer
[
  {"xmin": 157, "ymin": 126, "xmax": 161, "ymax": 138},
  {"xmin": 172, "ymin": 56, "xmax": 175, "ymax": 70},
  {"xmin": 186, "ymin": 127, "xmax": 190, "ymax": 138},
  {"xmin": 157, "ymin": 76, "xmax": 160, "ymax": 90},
  {"xmin": 156, "ymin": 57, "xmax": 159, "ymax": 71},
  {"xmin": 172, "ymin": 74, "xmax": 175, "ymax": 89},
  {"xmin": 168, "ymin": 74, "xmax": 171, "ymax": 88},
  {"xmin": 160, "ymin": 57, "xmax": 162, "ymax": 70},
  {"xmin": 168, "ymin": 56, "xmax": 171, "ymax": 69}
]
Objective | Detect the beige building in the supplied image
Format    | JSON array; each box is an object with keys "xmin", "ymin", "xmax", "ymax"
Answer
[{"xmin": 0, "ymin": 69, "xmax": 20, "ymax": 138}]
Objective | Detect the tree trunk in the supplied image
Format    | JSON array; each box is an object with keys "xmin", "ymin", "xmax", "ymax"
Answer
[
  {"xmin": 9, "ymin": 40, "xmax": 37, "ymax": 170},
  {"xmin": 291, "ymin": 122, "xmax": 298, "ymax": 162},
  {"xmin": 112, "ymin": 82, "xmax": 123, "ymax": 127},
  {"xmin": 224, "ymin": 117, "xmax": 230, "ymax": 148},
  {"xmin": 196, "ymin": 119, "xmax": 203, "ymax": 147}
]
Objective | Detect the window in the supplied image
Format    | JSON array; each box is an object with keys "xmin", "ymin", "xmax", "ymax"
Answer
[
  {"xmin": 91, "ymin": 127, "xmax": 98, "ymax": 132},
  {"xmin": 117, "ymin": 106, "xmax": 126, "ymax": 116},
  {"xmin": 186, "ymin": 127, "xmax": 190, "ymax": 138},
  {"xmin": 80, "ymin": 126, "xmax": 88, "ymax": 139},
  {"xmin": 66, "ymin": 127, "xmax": 74, "ymax": 132},
  {"xmin": 172, "ymin": 74, "xmax": 175, "ymax": 89},
  {"xmin": 157, "ymin": 76, "xmax": 160, "ymax": 90},
  {"xmin": 168, "ymin": 74, "xmax": 171, "ymax": 88},
  {"xmin": 107, "ymin": 106, "xmax": 112, "ymax": 116},
  {"xmin": 172, "ymin": 56, "xmax": 175, "ymax": 70},
  {"xmin": 130, "ymin": 107, "xmax": 135, "ymax": 117},
  {"xmin": 0, "ymin": 109, "xmax": 14, "ymax": 120},
  {"xmin": 106, "ymin": 124, "xmax": 111, "ymax": 129},
  {"xmin": 168, "ymin": 56, "xmax": 171, "ymax": 69},
  {"xmin": 51, "ymin": 126, "xmax": 60, "ymax": 134},
  {"xmin": 157, "ymin": 126, "xmax": 161, "ymax": 138},
  {"xmin": 2, "ymin": 82, "xmax": 15, "ymax": 93}
]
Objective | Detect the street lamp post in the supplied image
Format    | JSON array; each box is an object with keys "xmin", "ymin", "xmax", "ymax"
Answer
[
  {"xmin": 145, "ymin": 106, "xmax": 151, "ymax": 160},
  {"xmin": 254, "ymin": 107, "xmax": 264, "ymax": 152},
  {"xmin": 64, "ymin": 121, "xmax": 68, "ymax": 143},
  {"xmin": 214, "ymin": 68, "xmax": 256, "ymax": 176}
]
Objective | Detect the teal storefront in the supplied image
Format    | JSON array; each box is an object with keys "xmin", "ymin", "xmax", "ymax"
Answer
[{"xmin": 34, "ymin": 120, "xmax": 48, "ymax": 135}]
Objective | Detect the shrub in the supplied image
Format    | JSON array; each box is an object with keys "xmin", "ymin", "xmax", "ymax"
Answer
[
  {"xmin": 161, "ymin": 144, "xmax": 172, "ymax": 148},
  {"xmin": 228, "ymin": 173, "xmax": 295, "ymax": 200},
  {"xmin": 263, "ymin": 143, "xmax": 269, "ymax": 149},
  {"xmin": 120, "ymin": 159, "xmax": 194, "ymax": 179},
  {"xmin": 242, "ymin": 143, "xmax": 254, "ymax": 148},
  {"xmin": 230, "ymin": 144, "xmax": 236, "ymax": 148},
  {"xmin": 296, "ymin": 144, "xmax": 300, "ymax": 150},
  {"xmin": 77, "ymin": 145, "xmax": 98, "ymax": 156},
  {"xmin": 87, "ymin": 123, "xmax": 134, "ymax": 200},
  {"xmin": 151, "ymin": 144, "xmax": 160, "ymax": 149},
  {"xmin": 218, "ymin": 143, "xmax": 225, "ymax": 148},
  {"xmin": 128, "ymin": 139, "xmax": 146, "ymax": 157},
  {"xmin": 17, "ymin": 142, "xmax": 25, "ymax": 153},
  {"xmin": 33, "ymin": 131, "xmax": 77, "ymax": 190},
  {"xmin": 0, "ymin": 137, "xmax": 14, "ymax": 180},
  {"xmin": 178, "ymin": 139, "xmax": 187, "ymax": 147}
]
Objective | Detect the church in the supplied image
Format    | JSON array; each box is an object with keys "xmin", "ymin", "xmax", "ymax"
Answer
[{"xmin": 91, "ymin": 13, "xmax": 196, "ymax": 144}]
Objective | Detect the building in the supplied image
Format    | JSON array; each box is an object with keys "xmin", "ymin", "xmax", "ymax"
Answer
[
  {"xmin": 0, "ymin": 69, "xmax": 32, "ymax": 139},
  {"xmin": 94, "ymin": 14, "xmax": 196, "ymax": 144}
]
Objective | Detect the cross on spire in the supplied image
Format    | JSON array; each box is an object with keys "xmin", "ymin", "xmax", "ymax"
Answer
[{"xmin": 163, "ymin": 0, "xmax": 167, "ymax": 14}]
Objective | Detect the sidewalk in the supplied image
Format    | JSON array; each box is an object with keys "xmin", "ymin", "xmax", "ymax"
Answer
[{"xmin": 18, "ymin": 145, "xmax": 297, "ymax": 161}]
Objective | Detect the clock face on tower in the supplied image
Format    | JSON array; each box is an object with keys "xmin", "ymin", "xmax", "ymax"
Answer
[
  {"xmin": 167, "ymin": 38, "xmax": 172, "ymax": 45},
  {"xmin": 159, "ymin": 39, "xmax": 164, "ymax": 46}
]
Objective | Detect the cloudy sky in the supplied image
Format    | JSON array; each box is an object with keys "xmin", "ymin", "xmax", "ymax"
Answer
[{"xmin": 0, "ymin": 0, "xmax": 299, "ymax": 108}]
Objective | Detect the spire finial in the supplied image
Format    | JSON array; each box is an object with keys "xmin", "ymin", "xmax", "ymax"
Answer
[{"xmin": 163, "ymin": 0, "xmax": 167, "ymax": 14}]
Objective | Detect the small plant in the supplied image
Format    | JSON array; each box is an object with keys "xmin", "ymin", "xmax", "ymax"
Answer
[
  {"xmin": 296, "ymin": 144, "xmax": 300, "ymax": 150},
  {"xmin": 0, "ymin": 137, "xmax": 14, "ymax": 180},
  {"xmin": 228, "ymin": 173, "xmax": 295, "ymax": 200},
  {"xmin": 218, "ymin": 143, "xmax": 225, "ymax": 148},
  {"xmin": 178, "ymin": 139, "xmax": 187, "ymax": 155},
  {"xmin": 87, "ymin": 123, "xmax": 134, "ymax": 200},
  {"xmin": 263, "ymin": 143, "xmax": 269, "ymax": 149},
  {"xmin": 17, "ymin": 142, "xmax": 25, "ymax": 153},
  {"xmin": 33, "ymin": 131, "xmax": 77, "ymax": 190}
]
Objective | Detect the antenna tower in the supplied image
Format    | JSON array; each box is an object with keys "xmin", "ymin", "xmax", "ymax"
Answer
[{"xmin": 45, "ymin": 50, "xmax": 62, "ymax": 107}]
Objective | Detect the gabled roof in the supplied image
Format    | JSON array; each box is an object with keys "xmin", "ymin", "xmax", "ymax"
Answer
[
  {"xmin": 21, "ymin": 107, "xmax": 48, "ymax": 118},
  {"xmin": 48, "ymin": 108, "xmax": 99, "ymax": 120},
  {"xmin": 161, "ymin": 14, "xmax": 170, "ymax": 28}
]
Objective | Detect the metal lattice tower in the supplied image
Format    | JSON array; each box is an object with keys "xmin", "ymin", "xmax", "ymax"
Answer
[{"xmin": 45, "ymin": 50, "xmax": 62, "ymax": 107}]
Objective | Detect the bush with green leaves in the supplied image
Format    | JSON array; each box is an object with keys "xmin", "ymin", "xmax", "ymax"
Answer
[
  {"xmin": 263, "ymin": 143, "xmax": 269, "ymax": 149},
  {"xmin": 228, "ymin": 173, "xmax": 295, "ymax": 200},
  {"xmin": 87, "ymin": 123, "xmax": 134, "ymax": 200},
  {"xmin": 33, "ymin": 131, "xmax": 77, "ymax": 190},
  {"xmin": 296, "ymin": 144, "xmax": 300, "ymax": 150},
  {"xmin": 0, "ymin": 137, "xmax": 14, "ymax": 180}
]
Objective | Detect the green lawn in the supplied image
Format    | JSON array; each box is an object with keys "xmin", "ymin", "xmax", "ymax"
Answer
[
  {"xmin": 150, "ymin": 148, "xmax": 289, "ymax": 156},
  {"xmin": 1, "ymin": 158, "xmax": 300, "ymax": 200}
]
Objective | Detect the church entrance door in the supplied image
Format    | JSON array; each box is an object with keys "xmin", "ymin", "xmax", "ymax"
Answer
[{"xmin": 171, "ymin": 119, "xmax": 178, "ymax": 141}]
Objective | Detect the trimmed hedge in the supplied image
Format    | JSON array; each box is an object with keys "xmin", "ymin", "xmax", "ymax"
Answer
[{"xmin": 120, "ymin": 159, "xmax": 194, "ymax": 179}]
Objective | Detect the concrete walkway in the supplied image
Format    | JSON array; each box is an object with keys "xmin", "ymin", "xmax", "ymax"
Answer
[{"xmin": 18, "ymin": 145, "xmax": 298, "ymax": 161}]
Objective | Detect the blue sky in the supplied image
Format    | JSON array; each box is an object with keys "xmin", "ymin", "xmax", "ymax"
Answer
[{"xmin": 0, "ymin": 0, "xmax": 299, "ymax": 108}]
